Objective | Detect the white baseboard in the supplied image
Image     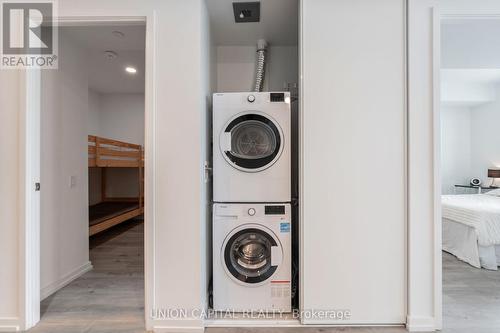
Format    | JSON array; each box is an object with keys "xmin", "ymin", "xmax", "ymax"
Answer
[
  {"xmin": 152, "ymin": 319, "xmax": 204, "ymax": 333},
  {"xmin": 406, "ymin": 315, "xmax": 436, "ymax": 332},
  {"xmin": 154, "ymin": 327, "xmax": 204, "ymax": 333},
  {"xmin": 0, "ymin": 317, "xmax": 20, "ymax": 332},
  {"xmin": 41, "ymin": 261, "xmax": 93, "ymax": 300}
]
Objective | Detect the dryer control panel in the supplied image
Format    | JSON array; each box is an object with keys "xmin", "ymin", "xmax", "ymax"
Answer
[{"xmin": 265, "ymin": 205, "xmax": 286, "ymax": 215}]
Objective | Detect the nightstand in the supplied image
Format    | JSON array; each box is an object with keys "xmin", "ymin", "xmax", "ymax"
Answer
[{"xmin": 454, "ymin": 184, "xmax": 497, "ymax": 194}]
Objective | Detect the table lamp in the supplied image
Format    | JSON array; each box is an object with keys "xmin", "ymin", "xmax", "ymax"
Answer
[{"xmin": 488, "ymin": 169, "xmax": 500, "ymax": 188}]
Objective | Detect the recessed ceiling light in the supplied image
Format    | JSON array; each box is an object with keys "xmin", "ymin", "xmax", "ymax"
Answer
[
  {"xmin": 125, "ymin": 66, "xmax": 137, "ymax": 74},
  {"xmin": 104, "ymin": 50, "xmax": 118, "ymax": 60},
  {"xmin": 112, "ymin": 30, "xmax": 125, "ymax": 38}
]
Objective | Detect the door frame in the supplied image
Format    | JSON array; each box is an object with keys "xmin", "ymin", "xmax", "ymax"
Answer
[
  {"xmin": 433, "ymin": 7, "xmax": 500, "ymax": 332},
  {"xmin": 19, "ymin": 14, "xmax": 156, "ymax": 331}
]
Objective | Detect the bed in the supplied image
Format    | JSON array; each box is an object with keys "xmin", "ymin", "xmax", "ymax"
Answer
[
  {"xmin": 88, "ymin": 135, "xmax": 144, "ymax": 236},
  {"xmin": 442, "ymin": 190, "xmax": 500, "ymax": 270}
]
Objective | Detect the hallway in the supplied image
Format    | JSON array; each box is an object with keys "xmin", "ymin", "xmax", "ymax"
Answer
[{"xmin": 30, "ymin": 219, "xmax": 144, "ymax": 333}]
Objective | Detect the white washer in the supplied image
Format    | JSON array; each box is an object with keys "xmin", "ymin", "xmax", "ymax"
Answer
[
  {"xmin": 213, "ymin": 92, "xmax": 291, "ymax": 202},
  {"xmin": 213, "ymin": 203, "xmax": 291, "ymax": 312}
]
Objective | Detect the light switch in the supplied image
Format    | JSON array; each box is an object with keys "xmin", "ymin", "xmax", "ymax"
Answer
[{"xmin": 69, "ymin": 175, "xmax": 76, "ymax": 188}]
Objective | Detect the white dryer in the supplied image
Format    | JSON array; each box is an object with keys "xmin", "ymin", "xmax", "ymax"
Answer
[
  {"xmin": 213, "ymin": 203, "xmax": 291, "ymax": 312},
  {"xmin": 213, "ymin": 92, "xmax": 291, "ymax": 202}
]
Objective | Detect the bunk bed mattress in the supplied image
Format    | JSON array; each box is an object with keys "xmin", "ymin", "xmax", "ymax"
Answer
[{"xmin": 89, "ymin": 202, "xmax": 140, "ymax": 226}]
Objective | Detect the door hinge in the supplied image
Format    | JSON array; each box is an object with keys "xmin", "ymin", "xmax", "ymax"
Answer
[{"xmin": 35, "ymin": 182, "xmax": 40, "ymax": 191}]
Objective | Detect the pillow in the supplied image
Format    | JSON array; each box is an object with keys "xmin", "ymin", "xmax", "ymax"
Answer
[{"xmin": 485, "ymin": 188, "xmax": 500, "ymax": 196}]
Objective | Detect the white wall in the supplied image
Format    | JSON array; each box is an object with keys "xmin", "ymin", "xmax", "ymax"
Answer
[
  {"xmin": 87, "ymin": 92, "xmax": 145, "ymax": 201},
  {"xmin": 470, "ymin": 86, "xmax": 500, "ymax": 181},
  {"xmin": 441, "ymin": 89, "xmax": 500, "ymax": 194},
  {"xmin": 0, "ymin": 71, "xmax": 20, "ymax": 329},
  {"xmin": 216, "ymin": 45, "xmax": 298, "ymax": 92},
  {"xmin": 91, "ymin": 93, "xmax": 145, "ymax": 145},
  {"xmin": 407, "ymin": 0, "xmax": 439, "ymax": 329},
  {"xmin": 301, "ymin": 0, "xmax": 405, "ymax": 324},
  {"xmin": 88, "ymin": 89, "xmax": 101, "ymax": 136},
  {"xmin": 0, "ymin": 1, "xmax": 207, "ymax": 331},
  {"xmin": 40, "ymin": 31, "xmax": 91, "ymax": 299},
  {"xmin": 201, "ymin": 0, "xmax": 215, "ymax": 312},
  {"xmin": 441, "ymin": 106, "xmax": 472, "ymax": 194}
]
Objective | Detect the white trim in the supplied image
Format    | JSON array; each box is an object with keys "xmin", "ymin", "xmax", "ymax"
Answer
[
  {"xmin": 440, "ymin": 10, "xmax": 500, "ymax": 20},
  {"xmin": 0, "ymin": 317, "xmax": 21, "ymax": 332},
  {"xmin": 143, "ymin": 11, "xmax": 157, "ymax": 331},
  {"xmin": 297, "ymin": 0, "xmax": 305, "ymax": 322},
  {"xmin": 205, "ymin": 318, "xmax": 300, "ymax": 328},
  {"xmin": 51, "ymin": 16, "xmax": 146, "ymax": 26},
  {"xmin": 406, "ymin": 315, "xmax": 436, "ymax": 332},
  {"xmin": 152, "ymin": 319, "xmax": 204, "ymax": 333},
  {"xmin": 20, "ymin": 14, "xmax": 156, "ymax": 332},
  {"xmin": 403, "ymin": 0, "xmax": 409, "ymax": 323},
  {"xmin": 40, "ymin": 262, "xmax": 93, "ymax": 300},
  {"xmin": 19, "ymin": 68, "xmax": 41, "ymax": 331},
  {"xmin": 153, "ymin": 328, "xmax": 204, "ymax": 333},
  {"xmin": 431, "ymin": 6, "xmax": 442, "ymax": 331}
]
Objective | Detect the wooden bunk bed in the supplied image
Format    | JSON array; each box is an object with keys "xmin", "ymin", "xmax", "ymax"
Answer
[{"xmin": 88, "ymin": 135, "xmax": 144, "ymax": 236}]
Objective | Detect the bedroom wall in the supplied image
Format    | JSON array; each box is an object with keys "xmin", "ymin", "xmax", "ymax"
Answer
[
  {"xmin": 440, "ymin": 105, "xmax": 472, "ymax": 194},
  {"xmin": 470, "ymin": 85, "xmax": 500, "ymax": 183},
  {"xmin": 88, "ymin": 90, "xmax": 102, "ymax": 205},
  {"xmin": 40, "ymin": 31, "xmax": 92, "ymax": 299},
  {"xmin": 96, "ymin": 94, "xmax": 145, "ymax": 145},
  {"xmin": 216, "ymin": 45, "xmax": 298, "ymax": 92},
  {"xmin": 87, "ymin": 92, "xmax": 145, "ymax": 202}
]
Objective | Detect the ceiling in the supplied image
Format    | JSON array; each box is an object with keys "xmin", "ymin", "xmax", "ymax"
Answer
[
  {"xmin": 441, "ymin": 19, "xmax": 500, "ymax": 107},
  {"xmin": 62, "ymin": 25, "xmax": 145, "ymax": 94},
  {"xmin": 206, "ymin": 0, "xmax": 299, "ymax": 46},
  {"xmin": 442, "ymin": 19, "xmax": 500, "ymax": 69}
]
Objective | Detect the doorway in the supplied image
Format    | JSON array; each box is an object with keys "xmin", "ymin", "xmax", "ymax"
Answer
[
  {"xmin": 24, "ymin": 18, "xmax": 153, "ymax": 332},
  {"xmin": 439, "ymin": 15, "xmax": 500, "ymax": 332}
]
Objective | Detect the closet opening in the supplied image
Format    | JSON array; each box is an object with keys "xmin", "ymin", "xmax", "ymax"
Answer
[
  {"xmin": 38, "ymin": 23, "xmax": 146, "ymax": 332},
  {"xmin": 204, "ymin": 0, "xmax": 300, "ymax": 325}
]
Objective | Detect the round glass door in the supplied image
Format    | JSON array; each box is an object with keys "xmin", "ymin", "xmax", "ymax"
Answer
[
  {"xmin": 223, "ymin": 227, "xmax": 280, "ymax": 284},
  {"xmin": 221, "ymin": 113, "xmax": 283, "ymax": 172}
]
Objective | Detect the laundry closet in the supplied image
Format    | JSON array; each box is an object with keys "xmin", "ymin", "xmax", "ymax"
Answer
[
  {"xmin": 205, "ymin": 0, "xmax": 300, "ymax": 320},
  {"xmin": 203, "ymin": 0, "xmax": 407, "ymax": 327}
]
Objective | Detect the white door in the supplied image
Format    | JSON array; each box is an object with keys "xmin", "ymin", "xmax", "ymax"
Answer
[{"xmin": 300, "ymin": 0, "xmax": 406, "ymax": 324}]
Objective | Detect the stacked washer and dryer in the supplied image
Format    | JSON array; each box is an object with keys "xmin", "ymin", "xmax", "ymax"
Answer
[{"xmin": 212, "ymin": 42, "xmax": 293, "ymax": 312}]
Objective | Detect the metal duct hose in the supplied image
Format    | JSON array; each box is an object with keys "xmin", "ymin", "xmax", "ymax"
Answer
[{"xmin": 254, "ymin": 39, "xmax": 268, "ymax": 92}]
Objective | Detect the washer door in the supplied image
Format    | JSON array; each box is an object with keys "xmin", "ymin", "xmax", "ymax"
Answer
[
  {"xmin": 220, "ymin": 112, "xmax": 283, "ymax": 172},
  {"xmin": 222, "ymin": 225, "xmax": 283, "ymax": 285}
]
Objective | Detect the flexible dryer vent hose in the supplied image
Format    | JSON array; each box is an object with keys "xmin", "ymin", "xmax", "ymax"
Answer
[{"xmin": 254, "ymin": 39, "xmax": 268, "ymax": 92}]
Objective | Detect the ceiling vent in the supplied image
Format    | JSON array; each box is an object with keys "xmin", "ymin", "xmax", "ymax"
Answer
[{"xmin": 233, "ymin": 2, "xmax": 260, "ymax": 23}]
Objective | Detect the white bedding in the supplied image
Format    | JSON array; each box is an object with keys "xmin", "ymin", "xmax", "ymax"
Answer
[
  {"xmin": 443, "ymin": 218, "xmax": 500, "ymax": 270},
  {"xmin": 442, "ymin": 194, "xmax": 500, "ymax": 247}
]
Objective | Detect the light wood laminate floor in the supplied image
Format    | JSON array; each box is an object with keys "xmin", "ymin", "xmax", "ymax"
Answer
[{"xmin": 23, "ymin": 222, "xmax": 500, "ymax": 333}]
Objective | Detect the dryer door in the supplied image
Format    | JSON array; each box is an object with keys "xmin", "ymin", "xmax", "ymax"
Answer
[
  {"xmin": 222, "ymin": 224, "xmax": 282, "ymax": 285},
  {"xmin": 220, "ymin": 112, "xmax": 284, "ymax": 172}
]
